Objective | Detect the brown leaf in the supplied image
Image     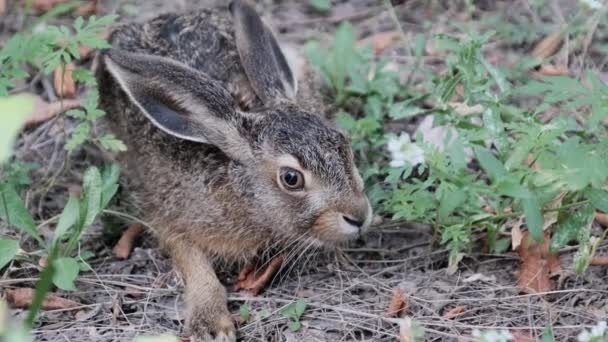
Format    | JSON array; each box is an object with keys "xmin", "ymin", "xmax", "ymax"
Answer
[
  {"xmin": 511, "ymin": 218, "xmax": 524, "ymax": 251},
  {"xmin": 443, "ymin": 305, "xmax": 466, "ymax": 319},
  {"xmin": 387, "ymin": 288, "xmax": 407, "ymax": 317},
  {"xmin": 5, "ymin": 288, "xmax": 81, "ymax": 310},
  {"xmin": 113, "ymin": 224, "xmax": 145, "ymax": 259},
  {"xmin": 54, "ymin": 63, "xmax": 77, "ymax": 98},
  {"xmin": 73, "ymin": 0, "xmax": 99, "ymax": 16},
  {"xmin": 0, "ymin": 0, "xmax": 6, "ymax": 15},
  {"xmin": 595, "ymin": 212, "xmax": 608, "ymax": 227},
  {"xmin": 517, "ymin": 231, "xmax": 561, "ymax": 294},
  {"xmin": 538, "ymin": 64, "xmax": 569, "ymax": 76},
  {"xmin": 512, "ymin": 332, "xmax": 536, "ymax": 342},
  {"xmin": 590, "ymin": 255, "xmax": 608, "ymax": 266},
  {"xmin": 356, "ymin": 31, "xmax": 401, "ymax": 54},
  {"xmin": 25, "ymin": 0, "xmax": 70, "ymax": 12},
  {"xmin": 532, "ymin": 32, "xmax": 563, "ymax": 60},
  {"xmin": 24, "ymin": 95, "xmax": 82, "ymax": 127},
  {"xmin": 235, "ymin": 254, "xmax": 285, "ymax": 295}
]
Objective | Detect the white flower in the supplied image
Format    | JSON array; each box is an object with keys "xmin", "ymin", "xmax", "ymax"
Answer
[
  {"xmin": 386, "ymin": 132, "xmax": 425, "ymax": 168},
  {"xmin": 578, "ymin": 321, "xmax": 607, "ymax": 341},
  {"xmin": 580, "ymin": 0, "xmax": 603, "ymax": 10},
  {"xmin": 472, "ymin": 329, "xmax": 513, "ymax": 342}
]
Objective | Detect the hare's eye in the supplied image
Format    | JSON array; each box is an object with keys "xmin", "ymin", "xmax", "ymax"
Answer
[{"xmin": 279, "ymin": 167, "xmax": 304, "ymax": 191}]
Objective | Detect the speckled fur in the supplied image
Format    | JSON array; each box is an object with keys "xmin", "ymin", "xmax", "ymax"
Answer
[{"xmin": 96, "ymin": 1, "xmax": 369, "ymax": 340}]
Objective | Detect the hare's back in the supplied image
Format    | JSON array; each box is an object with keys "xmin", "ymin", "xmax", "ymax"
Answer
[{"xmin": 109, "ymin": 9, "xmax": 241, "ymax": 85}]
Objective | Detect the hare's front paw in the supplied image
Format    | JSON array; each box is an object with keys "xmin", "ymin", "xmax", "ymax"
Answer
[{"xmin": 189, "ymin": 309, "xmax": 236, "ymax": 342}]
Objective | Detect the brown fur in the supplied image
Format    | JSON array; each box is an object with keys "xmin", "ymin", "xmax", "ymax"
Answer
[{"xmin": 96, "ymin": 1, "xmax": 371, "ymax": 341}]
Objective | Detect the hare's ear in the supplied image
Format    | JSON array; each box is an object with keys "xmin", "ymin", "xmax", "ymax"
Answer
[
  {"xmin": 103, "ymin": 49, "xmax": 256, "ymax": 162},
  {"xmin": 230, "ymin": 0, "xmax": 297, "ymax": 105}
]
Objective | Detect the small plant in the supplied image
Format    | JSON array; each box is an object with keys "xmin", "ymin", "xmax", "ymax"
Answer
[{"xmin": 280, "ymin": 299, "xmax": 307, "ymax": 332}]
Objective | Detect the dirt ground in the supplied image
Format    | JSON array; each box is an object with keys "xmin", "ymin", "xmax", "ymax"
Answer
[{"xmin": 1, "ymin": 0, "xmax": 607, "ymax": 341}]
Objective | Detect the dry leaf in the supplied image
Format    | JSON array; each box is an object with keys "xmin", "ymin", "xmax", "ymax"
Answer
[
  {"xmin": 517, "ymin": 231, "xmax": 561, "ymax": 294},
  {"xmin": 448, "ymin": 102, "xmax": 484, "ymax": 116},
  {"xmin": 532, "ymin": 32, "xmax": 563, "ymax": 60},
  {"xmin": 73, "ymin": 0, "xmax": 99, "ymax": 16},
  {"xmin": 590, "ymin": 256, "xmax": 608, "ymax": 266},
  {"xmin": 595, "ymin": 212, "xmax": 608, "ymax": 227},
  {"xmin": 113, "ymin": 223, "xmax": 145, "ymax": 259},
  {"xmin": 0, "ymin": 0, "xmax": 6, "ymax": 15},
  {"xmin": 511, "ymin": 218, "xmax": 524, "ymax": 251},
  {"xmin": 24, "ymin": 95, "xmax": 82, "ymax": 127},
  {"xmin": 25, "ymin": 0, "xmax": 70, "ymax": 12},
  {"xmin": 443, "ymin": 305, "xmax": 466, "ymax": 319},
  {"xmin": 512, "ymin": 332, "xmax": 536, "ymax": 342},
  {"xmin": 54, "ymin": 63, "xmax": 77, "ymax": 98},
  {"xmin": 235, "ymin": 254, "xmax": 285, "ymax": 295},
  {"xmin": 463, "ymin": 273, "xmax": 495, "ymax": 283},
  {"xmin": 538, "ymin": 64, "xmax": 569, "ymax": 76},
  {"xmin": 543, "ymin": 192, "xmax": 566, "ymax": 231},
  {"xmin": 387, "ymin": 288, "xmax": 407, "ymax": 317},
  {"xmin": 356, "ymin": 31, "xmax": 401, "ymax": 54},
  {"xmin": 5, "ymin": 288, "xmax": 80, "ymax": 310}
]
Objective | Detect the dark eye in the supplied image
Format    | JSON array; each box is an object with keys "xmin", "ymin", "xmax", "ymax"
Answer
[{"xmin": 279, "ymin": 167, "xmax": 304, "ymax": 191}]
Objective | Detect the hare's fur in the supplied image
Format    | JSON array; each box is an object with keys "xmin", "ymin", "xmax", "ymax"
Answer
[{"xmin": 97, "ymin": 1, "xmax": 371, "ymax": 341}]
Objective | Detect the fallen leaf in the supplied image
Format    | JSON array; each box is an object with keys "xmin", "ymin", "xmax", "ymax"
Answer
[
  {"xmin": 387, "ymin": 287, "xmax": 407, "ymax": 317},
  {"xmin": 595, "ymin": 212, "xmax": 608, "ymax": 226},
  {"xmin": 512, "ymin": 332, "xmax": 536, "ymax": 342},
  {"xmin": 0, "ymin": 0, "xmax": 6, "ymax": 15},
  {"xmin": 538, "ymin": 64, "xmax": 569, "ymax": 76},
  {"xmin": 235, "ymin": 254, "xmax": 285, "ymax": 295},
  {"xmin": 24, "ymin": 95, "xmax": 82, "ymax": 127},
  {"xmin": 113, "ymin": 223, "xmax": 145, "ymax": 259},
  {"xmin": 443, "ymin": 305, "xmax": 466, "ymax": 319},
  {"xmin": 463, "ymin": 273, "xmax": 495, "ymax": 283},
  {"xmin": 356, "ymin": 31, "xmax": 401, "ymax": 54},
  {"xmin": 54, "ymin": 63, "xmax": 77, "ymax": 98},
  {"xmin": 532, "ymin": 31, "xmax": 563, "ymax": 60},
  {"xmin": 25, "ymin": 0, "xmax": 70, "ymax": 12},
  {"xmin": 517, "ymin": 231, "xmax": 561, "ymax": 294},
  {"xmin": 543, "ymin": 192, "xmax": 566, "ymax": 231},
  {"xmin": 590, "ymin": 256, "xmax": 608, "ymax": 266},
  {"xmin": 73, "ymin": 0, "xmax": 99, "ymax": 16},
  {"xmin": 5, "ymin": 288, "xmax": 80, "ymax": 310},
  {"xmin": 447, "ymin": 102, "xmax": 484, "ymax": 116},
  {"xmin": 511, "ymin": 218, "xmax": 524, "ymax": 251}
]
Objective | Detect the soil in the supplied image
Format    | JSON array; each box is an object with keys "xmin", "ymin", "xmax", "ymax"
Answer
[{"xmin": 1, "ymin": 0, "xmax": 607, "ymax": 341}]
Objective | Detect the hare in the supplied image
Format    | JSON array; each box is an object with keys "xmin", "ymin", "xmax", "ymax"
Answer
[{"xmin": 96, "ymin": 0, "xmax": 372, "ymax": 340}]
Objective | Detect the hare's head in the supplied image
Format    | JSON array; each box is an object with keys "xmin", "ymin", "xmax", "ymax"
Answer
[{"xmin": 102, "ymin": 0, "xmax": 372, "ymax": 245}]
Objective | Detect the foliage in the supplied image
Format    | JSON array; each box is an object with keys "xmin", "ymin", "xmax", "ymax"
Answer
[
  {"xmin": 280, "ymin": 299, "xmax": 307, "ymax": 332},
  {"xmin": 306, "ymin": 10, "xmax": 608, "ymax": 273}
]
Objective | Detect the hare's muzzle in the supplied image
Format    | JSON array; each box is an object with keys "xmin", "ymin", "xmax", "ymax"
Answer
[{"xmin": 337, "ymin": 196, "xmax": 372, "ymax": 238}]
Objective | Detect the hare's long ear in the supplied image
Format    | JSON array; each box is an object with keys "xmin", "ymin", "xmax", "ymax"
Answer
[
  {"xmin": 230, "ymin": 0, "xmax": 297, "ymax": 105},
  {"xmin": 103, "ymin": 49, "xmax": 256, "ymax": 162}
]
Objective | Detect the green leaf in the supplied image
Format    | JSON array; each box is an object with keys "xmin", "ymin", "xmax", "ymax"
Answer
[
  {"xmin": 541, "ymin": 325, "xmax": 555, "ymax": 342},
  {"xmin": 438, "ymin": 189, "xmax": 466, "ymax": 222},
  {"xmin": 586, "ymin": 188, "xmax": 608, "ymax": 213},
  {"xmin": 294, "ymin": 299, "xmax": 307, "ymax": 318},
  {"xmin": 287, "ymin": 320, "xmax": 302, "ymax": 332},
  {"xmin": 551, "ymin": 204, "xmax": 595, "ymax": 251},
  {"xmin": 522, "ymin": 195, "xmax": 543, "ymax": 242},
  {"xmin": 52, "ymin": 194, "xmax": 80, "ymax": 246},
  {"xmin": 98, "ymin": 134, "xmax": 127, "ymax": 152},
  {"xmin": 52, "ymin": 257, "xmax": 79, "ymax": 291},
  {"xmin": 239, "ymin": 304, "xmax": 251, "ymax": 322},
  {"xmin": 81, "ymin": 167, "xmax": 103, "ymax": 227},
  {"xmin": 101, "ymin": 163, "xmax": 120, "ymax": 209},
  {"xmin": 309, "ymin": 0, "xmax": 331, "ymax": 12},
  {"xmin": 0, "ymin": 94, "xmax": 35, "ymax": 163},
  {"xmin": 0, "ymin": 183, "xmax": 43, "ymax": 245},
  {"xmin": 473, "ymin": 146, "xmax": 506, "ymax": 182},
  {"xmin": 0, "ymin": 239, "xmax": 19, "ymax": 270}
]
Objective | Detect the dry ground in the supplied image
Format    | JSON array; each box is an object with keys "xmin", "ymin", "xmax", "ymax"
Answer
[{"xmin": 1, "ymin": 0, "xmax": 607, "ymax": 341}]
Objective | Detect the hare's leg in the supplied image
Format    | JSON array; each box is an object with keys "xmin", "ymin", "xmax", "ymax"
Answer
[{"xmin": 170, "ymin": 243, "xmax": 236, "ymax": 342}]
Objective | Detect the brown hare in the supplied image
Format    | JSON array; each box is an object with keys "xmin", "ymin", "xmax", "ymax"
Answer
[{"xmin": 96, "ymin": 0, "xmax": 372, "ymax": 340}]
